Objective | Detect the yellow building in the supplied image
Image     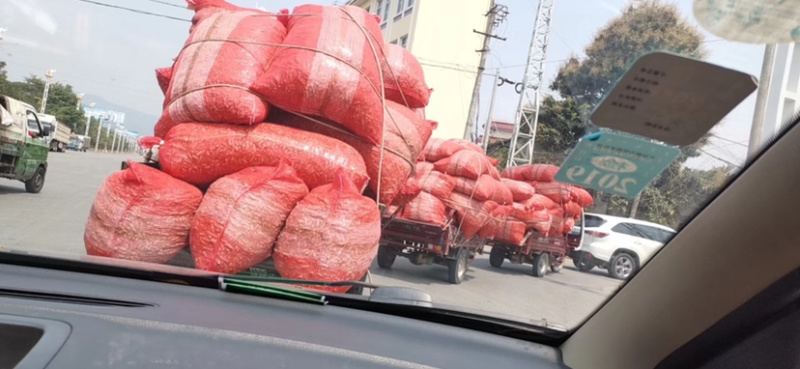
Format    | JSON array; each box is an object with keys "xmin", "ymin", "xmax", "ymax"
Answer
[{"xmin": 348, "ymin": 0, "xmax": 493, "ymax": 139}]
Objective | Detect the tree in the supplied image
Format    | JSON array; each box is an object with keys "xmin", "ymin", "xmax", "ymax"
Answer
[
  {"xmin": 530, "ymin": 1, "xmax": 718, "ymax": 227},
  {"xmin": 0, "ymin": 61, "xmax": 87, "ymax": 131}
]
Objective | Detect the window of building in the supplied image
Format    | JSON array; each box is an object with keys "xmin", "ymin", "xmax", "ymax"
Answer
[
  {"xmin": 383, "ymin": 0, "xmax": 391, "ymax": 24},
  {"xmin": 405, "ymin": 0, "xmax": 414, "ymax": 16},
  {"xmin": 394, "ymin": 0, "xmax": 413, "ymax": 20},
  {"xmin": 399, "ymin": 35, "xmax": 408, "ymax": 48},
  {"xmin": 376, "ymin": 0, "xmax": 383, "ymax": 19}
]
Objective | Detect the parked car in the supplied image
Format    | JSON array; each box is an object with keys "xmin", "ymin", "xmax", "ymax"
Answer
[{"xmin": 569, "ymin": 213, "xmax": 675, "ymax": 280}]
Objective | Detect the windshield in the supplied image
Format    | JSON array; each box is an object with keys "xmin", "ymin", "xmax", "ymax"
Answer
[{"xmin": 0, "ymin": 0, "xmax": 779, "ymax": 334}]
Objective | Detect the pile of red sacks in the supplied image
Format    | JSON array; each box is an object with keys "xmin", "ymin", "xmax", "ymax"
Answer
[
  {"xmin": 389, "ymin": 143, "xmax": 594, "ymax": 247},
  {"xmin": 84, "ymin": 0, "xmax": 434, "ymax": 292}
]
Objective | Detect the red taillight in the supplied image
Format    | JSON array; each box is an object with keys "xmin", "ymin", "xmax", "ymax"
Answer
[{"xmin": 586, "ymin": 230, "xmax": 609, "ymax": 238}]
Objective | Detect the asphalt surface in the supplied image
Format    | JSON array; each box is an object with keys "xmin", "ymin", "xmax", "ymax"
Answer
[{"xmin": 0, "ymin": 152, "xmax": 623, "ymax": 329}]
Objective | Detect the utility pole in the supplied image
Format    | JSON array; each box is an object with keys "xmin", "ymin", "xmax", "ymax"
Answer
[
  {"xmin": 40, "ymin": 69, "xmax": 56, "ymax": 114},
  {"xmin": 463, "ymin": 2, "xmax": 508, "ymax": 141},
  {"xmin": 748, "ymin": 44, "xmax": 777, "ymax": 159},
  {"xmin": 482, "ymin": 70, "xmax": 502, "ymax": 151},
  {"xmin": 94, "ymin": 116, "xmax": 103, "ymax": 152},
  {"xmin": 84, "ymin": 103, "xmax": 95, "ymax": 137},
  {"xmin": 111, "ymin": 125, "xmax": 119, "ymax": 153}
]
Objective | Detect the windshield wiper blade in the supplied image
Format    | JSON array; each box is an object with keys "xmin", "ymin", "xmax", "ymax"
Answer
[
  {"xmin": 219, "ymin": 277, "xmax": 327, "ymax": 305},
  {"xmin": 225, "ymin": 275, "xmax": 381, "ymax": 290}
]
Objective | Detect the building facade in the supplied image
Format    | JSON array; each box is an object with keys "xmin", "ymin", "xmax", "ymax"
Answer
[{"xmin": 348, "ymin": 0, "xmax": 493, "ymax": 139}]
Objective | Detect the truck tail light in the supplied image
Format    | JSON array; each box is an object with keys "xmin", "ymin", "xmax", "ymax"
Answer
[{"xmin": 586, "ymin": 230, "xmax": 609, "ymax": 238}]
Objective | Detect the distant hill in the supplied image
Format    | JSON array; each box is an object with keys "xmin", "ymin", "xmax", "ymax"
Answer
[{"xmin": 83, "ymin": 94, "xmax": 159, "ymax": 136}]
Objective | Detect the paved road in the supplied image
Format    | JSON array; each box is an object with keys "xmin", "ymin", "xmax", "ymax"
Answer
[
  {"xmin": 0, "ymin": 151, "xmax": 138, "ymax": 254},
  {"xmin": 0, "ymin": 152, "xmax": 623, "ymax": 329}
]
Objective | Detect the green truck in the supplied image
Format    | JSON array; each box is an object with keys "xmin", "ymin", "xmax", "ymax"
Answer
[{"xmin": 0, "ymin": 95, "xmax": 50, "ymax": 193}]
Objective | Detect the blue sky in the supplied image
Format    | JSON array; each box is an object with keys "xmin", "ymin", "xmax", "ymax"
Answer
[{"xmin": 0, "ymin": 0, "xmax": 765, "ymax": 168}]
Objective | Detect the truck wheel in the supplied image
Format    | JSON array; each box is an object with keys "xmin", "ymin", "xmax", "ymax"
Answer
[
  {"xmin": 608, "ymin": 252, "xmax": 638, "ymax": 280},
  {"xmin": 24, "ymin": 166, "xmax": 46, "ymax": 194},
  {"xmin": 447, "ymin": 248, "xmax": 469, "ymax": 284},
  {"xmin": 573, "ymin": 253, "xmax": 595, "ymax": 272},
  {"xmin": 489, "ymin": 246, "xmax": 505, "ymax": 268},
  {"xmin": 532, "ymin": 253, "xmax": 549, "ymax": 277},
  {"xmin": 376, "ymin": 245, "xmax": 395, "ymax": 269}
]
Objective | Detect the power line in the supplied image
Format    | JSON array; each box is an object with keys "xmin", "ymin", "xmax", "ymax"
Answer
[
  {"xmin": 75, "ymin": 0, "xmax": 191, "ymax": 22},
  {"xmin": 699, "ymin": 148, "xmax": 741, "ymax": 167},
  {"xmin": 142, "ymin": 0, "xmax": 187, "ymax": 9},
  {"xmin": 710, "ymin": 133, "xmax": 748, "ymax": 147}
]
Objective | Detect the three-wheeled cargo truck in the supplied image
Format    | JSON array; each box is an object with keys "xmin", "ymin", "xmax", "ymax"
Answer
[
  {"xmin": 376, "ymin": 209, "xmax": 484, "ymax": 284},
  {"xmin": 487, "ymin": 214, "xmax": 584, "ymax": 277},
  {"xmin": 0, "ymin": 95, "xmax": 50, "ymax": 193}
]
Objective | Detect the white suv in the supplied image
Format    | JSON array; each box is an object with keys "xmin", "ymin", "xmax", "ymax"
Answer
[{"xmin": 570, "ymin": 213, "xmax": 676, "ymax": 280}]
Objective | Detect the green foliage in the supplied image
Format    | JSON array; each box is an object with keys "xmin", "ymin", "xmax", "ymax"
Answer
[
  {"xmin": 531, "ymin": 1, "xmax": 727, "ymax": 227},
  {"xmin": 0, "ymin": 61, "xmax": 87, "ymax": 131},
  {"xmin": 550, "ymin": 1, "xmax": 707, "ymax": 107}
]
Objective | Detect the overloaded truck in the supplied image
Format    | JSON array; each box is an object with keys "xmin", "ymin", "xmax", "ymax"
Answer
[
  {"xmin": 0, "ymin": 95, "xmax": 49, "ymax": 193},
  {"xmin": 39, "ymin": 113, "xmax": 71, "ymax": 152},
  {"xmin": 68, "ymin": 134, "xmax": 91, "ymax": 152}
]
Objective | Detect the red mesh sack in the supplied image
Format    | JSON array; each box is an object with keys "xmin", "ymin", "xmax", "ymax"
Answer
[
  {"xmin": 434, "ymin": 150, "xmax": 493, "ymax": 180},
  {"xmin": 493, "ymin": 219, "xmax": 528, "ymax": 246},
  {"xmin": 571, "ymin": 187, "xmax": 594, "ymax": 208},
  {"xmin": 525, "ymin": 210, "xmax": 552, "ymax": 235},
  {"xmin": 524, "ymin": 194, "xmax": 559, "ymax": 210},
  {"xmin": 423, "ymin": 138, "xmax": 463, "ymax": 162},
  {"xmin": 84, "ymin": 162, "xmax": 202, "ymax": 263},
  {"xmin": 511, "ymin": 202, "xmax": 537, "ymax": 222},
  {"xmin": 159, "ymin": 123, "xmax": 368, "ymax": 189},
  {"xmin": 186, "ymin": 0, "xmax": 261, "ymax": 33},
  {"xmin": 563, "ymin": 217, "xmax": 576, "ymax": 234},
  {"xmin": 453, "ymin": 175, "xmax": 512, "ymax": 204},
  {"xmin": 382, "ymin": 43, "xmax": 430, "ymax": 108},
  {"xmin": 273, "ymin": 170, "xmax": 380, "ymax": 293},
  {"xmin": 478, "ymin": 205, "xmax": 514, "ymax": 240},
  {"xmin": 415, "ymin": 161, "xmax": 434, "ymax": 175},
  {"xmin": 391, "ymin": 175, "xmax": 423, "ymax": 207},
  {"xmin": 385, "ymin": 205, "xmax": 402, "ymax": 217},
  {"xmin": 563, "ymin": 201, "xmax": 583, "ymax": 219},
  {"xmin": 449, "ymin": 194, "xmax": 492, "ymax": 239},
  {"xmin": 402, "ymin": 192, "xmax": 448, "ymax": 227},
  {"xmin": 418, "ymin": 171, "xmax": 456, "ymax": 199},
  {"xmin": 190, "ymin": 164, "xmax": 309, "ymax": 274},
  {"xmin": 501, "ymin": 164, "xmax": 560, "ymax": 182},
  {"xmin": 253, "ymin": 5, "xmax": 385, "ymax": 144},
  {"xmin": 501, "ymin": 178, "xmax": 536, "ymax": 202},
  {"xmin": 450, "ymin": 139, "xmax": 485, "ymax": 154},
  {"xmin": 532, "ymin": 181, "xmax": 572, "ymax": 203},
  {"xmin": 453, "ymin": 174, "xmax": 494, "ymax": 201},
  {"xmin": 163, "ymin": 11, "xmax": 286, "ymax": 127},
  {"xmin": 273, "ymin": 102, "xmax": 429, "ymax": 205},
  {"xmin": 549, "ymin": 208, "xmax": 566, "ymax": 235},
  {"xmin": 156, "ymin": 67, "xmax": 172, "ymax": 96}
]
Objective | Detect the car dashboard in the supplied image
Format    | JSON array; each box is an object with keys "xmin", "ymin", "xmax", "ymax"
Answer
[{"xmin": 0, "ymin": 263, "xmax": 567, "ymax": 369}]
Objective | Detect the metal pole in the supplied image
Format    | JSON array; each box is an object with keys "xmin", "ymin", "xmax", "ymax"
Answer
[
  {"xmin": 482, "ymin": 70, "xmax": 501, "ymax": 151},
  {"xmin": 111, "ymin": 126, "xmax": 119, "ymax": 153},
  {"xmin": 748, "ymin": 44, "xmax": 777, "ymax": 159},
  {"xmin": 94, "ymin": 118, "xmax": 103, "ymax": 152},
  {"xmin": 464, "ymin": 1, "xmax": 497, "ymax": 141},
  {"xmin": 83, "ymin": 115, "xmax": 91, "ymax": 136},
  {"xmin": 40, "ymin": 82, "xmax": 50, "ymax": 114}
]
